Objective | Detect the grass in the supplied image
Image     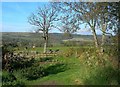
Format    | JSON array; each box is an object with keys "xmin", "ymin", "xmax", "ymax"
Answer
[
  {"xmin": 13, "ymin": 55, "xmax": 118, "ymax": 85},
  {"xmin": 3, "ymin": 46, "xmax": 119, "ymax": 85},
  {"xmin": 14, "ymin": 46, "xmax": 93, "ymax": 53},
  {"xmin": 25, "ymin": 56, "xmax": 83, "ymax": 85}
]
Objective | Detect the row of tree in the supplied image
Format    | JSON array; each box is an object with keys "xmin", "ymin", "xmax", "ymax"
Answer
[{"xmin": 28, "ymin": 2, "xmax": 120, "ymax": 53}]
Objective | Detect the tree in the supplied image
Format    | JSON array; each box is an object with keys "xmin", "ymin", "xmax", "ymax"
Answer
[
  {"xmin": 108, "ymin": 2, "xmax": 120, "ymax": 84},
  {"xmin": 63, "ymin": 2, "xmax": 100, "ymax": 48},
  {"xmin": 95, "ymin": 3, "xmax": 108, "ymax": 46},
  {"xmin": 52, "ymin": 2, "xmax": 99, "ymax": 48},
  {"xmin": 51, "ymin": 2, "xmax": 81, "ymax": 40},
  {"xmin": 57, "ymin": 13, "xmax": 80, "ymax": 39},
  {"xmin": 53, "ymin": 2, "xmax": 112, "ymax": 49},
  {"xmin": 28, "ymin": 5, "xmax": 59, "ymax": 53}
]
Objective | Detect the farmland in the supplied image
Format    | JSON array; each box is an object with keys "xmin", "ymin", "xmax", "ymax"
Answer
[
  {"xmin": 1, "ymin": 1, "xmax": 120, "ymax": 86},
  {"xmin": 1, "ymin": 32, "xmax": 119, "ymax": 86}
]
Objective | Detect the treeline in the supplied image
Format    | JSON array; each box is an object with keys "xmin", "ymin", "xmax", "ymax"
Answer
[{"xmin": 2, "ymin": 32, "xmax": 98, "ymax": 47}]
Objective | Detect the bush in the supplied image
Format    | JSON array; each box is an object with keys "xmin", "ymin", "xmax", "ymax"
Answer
[
  {"xmin": 21, "ymin": 65, "xmax": 45, "ymax": 80},
  {"xmin": 2, "ymin": 71, "xmax": 25, "ymax": 87},
  {"xmin": 61, "ymin": 48, "xmax": 75, "ymax": 57},
  {"xmin": 60, "ymin": 47, "xmax": 88, "ymax": 58},
  {"xmin": 2, "ymin": 71, "xmax": 16, "ymax": 83},
  {"xmin": 83, "ymin": 66, "xmax": 119, "ymax": 85},
  {"xmin": 21, "ymin": 63, "xmax": 67, "ymax": 80},
  {"xmin": 44, "ymin": 63, "xmax": 67, "ymax": 75},
  {"xmin": 2, "ymin": 44, "xmax": 35, "ymax": 71},
  {"xmin": 2, "ymin": 55, "xmax": 35, "ymax": 71},
  {"xmin": 10, "ymin": 57, "xmax": 35, "ymax": 70},
  {"xmin": 79, "ymin": 47, "xmax": 111, "ymax": 68},
  {"xmin": 39, "ymin": 57, "xmax": 53, "ymax": 62},
  {"xmin": 2, "ymin": 80, "xmax": 25, "ymax": 87}
]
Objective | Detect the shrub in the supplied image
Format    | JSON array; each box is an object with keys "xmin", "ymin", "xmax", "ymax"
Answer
[
  {"xmin": 2, "ymin": 71, "xmax": 25, "ymax": 87},
  {"xmin": 83, "ymin": 66, "xmax": 119, "ymax": 85},
  {"xmin": 61, "ymin": 48, "xmax": 75, "ymax": 57},
  {"xmin": 2, "ymin": 44, "xmax": 35, "ymax": 71},
  {"xmin": 21, "ymin": 65, "xmax": 45, "ymax": 80},
  {"xmin": 3, "ymin": 55, "xmax": 35, "ymax": 71},
  {"xmin": 44, "ymin": 63, "xmax": 67, "ymax": 75},
  {"xmin": 39, "ymin": 57, "xmax": 53, "ymax": 62},
  {"xmin": 60, "ymin": 47, "xmax": 88, "ymax": 58},
  {"xmin": 10, "ymin": 57, "xmax": 35, "ymax": 70},
  {"xmin": 2, "ymin": 80, "xmax": 25, "ymax": 87},
  {"xmin": 21, "ymin": 63, "xmax": 67, "ymax": 80},
  {"xmin": 2, "ymin": 71, "xmax": 16, "ymax": 83}
]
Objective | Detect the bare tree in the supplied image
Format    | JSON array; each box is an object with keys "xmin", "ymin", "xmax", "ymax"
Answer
[
  {"xmin": 53, "ymin": 2, "xmax": 111, "ymax": 49},
  {"xmin": 65, "ymin": 2, "xmax": 103, "ymax": 48},
  {"xmin": 51, "ymin": 2, "xmax": 80, "ymax": 39},
  {"xmin": 95, "ymin": 3, "xmax": 109, "ymax": 47},
  {"xmin": 28, "ymin": 5, "xmax": 59, "ymax": 53},
  {"xmin": 52, "ymin": 2, "xmax": 100, "ymax": 48},
  {"xmin": 58, "ymin": 14, "xmax": 80, "ymax": 39}
]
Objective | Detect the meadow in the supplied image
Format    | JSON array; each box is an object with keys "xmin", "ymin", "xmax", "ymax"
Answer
[
  {"xmin": 2, "ymin": 1, "xmax": 120, "ymax": 86},
  {"xmin": 1, "ymin": 45, "xmax": 119, "ymax": 86},
  {"xmin": 1, "ymin": 32, "xmax": 119, "ymax": 86}
]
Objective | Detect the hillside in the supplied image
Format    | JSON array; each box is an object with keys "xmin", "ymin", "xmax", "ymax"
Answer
[{"xmin": 2, "ymin": 32, "xmax": 109, "ymax": 47}]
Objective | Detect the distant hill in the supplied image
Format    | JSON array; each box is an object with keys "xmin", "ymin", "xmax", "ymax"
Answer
[{"xmin": 2, "ymin": 32, "xmax": 108, "ymax": 47}]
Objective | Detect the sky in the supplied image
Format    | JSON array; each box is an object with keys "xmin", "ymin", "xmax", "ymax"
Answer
[
  {"xmin": 1, "ymin": 2, "xmax": 103, "ymax": 35},
  {"xmin": 2, "ymin": 2, "xmax": 49, "ymax": 32}
]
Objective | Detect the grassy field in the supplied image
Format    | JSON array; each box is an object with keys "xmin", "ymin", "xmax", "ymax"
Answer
[{"xmin": 2, "ymin": 46, "xmax": 119, "ymax": 86}]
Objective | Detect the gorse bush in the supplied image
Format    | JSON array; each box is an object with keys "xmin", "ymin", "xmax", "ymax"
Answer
[
  {"xmin": 79, "ymin": 47, "xmax": 111, "ymax": 68},
  {"xmin": 2, "ymin": 80, "xmax": 25, "ymax": 87},
  {"xmin": 44, "ymin": 63, "xmax": 67, "ymax": 75},
  {"xmin": 83, "ymin": 66, "xmax": 119, "ymax": 85},
  {"xmin": 21, "ymin": 65, "xmax": 46, "ymax": 80},
  {"xmin": 61, "ymin": 47, "xmax": 89, "ymax": 58},
  {"xmin": 39, "ymin": 57, "xmax": 53, "ymax": 62},
  {"xmin": 2, "ymin": 55, "xmax": 35, "ymax": 71},
  {"xmin": 63, "ymin": 48, "xmax": 75, "ymax": 57},
  {"xmin": 2, "ymin": 71, "xmax": 16, "ymax": 83},
  {"xmin": 2, "ymin": 71, "xmax": 25, "ymax": 87},
  {"xmin": 21, "ymin": 63, "xmax": 67, "ymax": 80},
  {"xmin": 104, "ymin": 45, "xmax": 118, "ymax": 57},
  {"xmin": 2, "ymin": 44, "xmax": 35, "ymax": 72},
  {"xmin": 10, "ymin": 57, "xmax": 35, "ymax": 70}
]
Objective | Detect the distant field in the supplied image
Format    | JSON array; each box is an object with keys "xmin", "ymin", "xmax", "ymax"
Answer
[
  {"xmin": 14, "ymin": 45, "xmax": 115, "ymax": 53},
  {"xmin": 2, "ymin": 32, "xmax": 118, "ymax": 86},
  {"xmin": 2, "ymin": 32, "xmax": 112, "ymax": 48}
]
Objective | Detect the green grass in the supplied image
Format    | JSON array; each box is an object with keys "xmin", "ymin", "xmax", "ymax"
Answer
[
  {"xmin": 24, "ymin": 56, "xmax": 83, "ymax": 85},
  {"xmin": 12, "ymin": 55, "xmax": 118, "ymax": 85},
  {"xmin": 3, "ymin": 46, "xmax": 119, "ymax": 85},
  {"xmin": 14, "ymin": 46, "xmax": 93, "ymax": 52}
]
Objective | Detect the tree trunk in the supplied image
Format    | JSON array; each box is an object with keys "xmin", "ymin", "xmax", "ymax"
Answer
[
  {"xmin": 87, "ymin": 22, "xmax": 99, "ymax": 48},
  {"xmin": 101, "ymin": 23, "xmax": 107, "ymax": 46},
  {"xmin": 43, "ymin": 30, "xmax": 48, "ymax": 53},
  {"xmin": 43, "ymin": 41, "xmax": 47, "ymax": 53},
  {"xmin": 101, "ymin": 33, "xmax": 105, "ymax": 53},
  {"xmin": 101, "ymin": 34, "xmax": 105, "ymax": 46},
  {"xmin": 101, "ymin": 23, "xmax": 107, "ymax": 53},
  {"xmin": 92, "ymin": 28, "xmax": 99, "ymax": 48}
]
